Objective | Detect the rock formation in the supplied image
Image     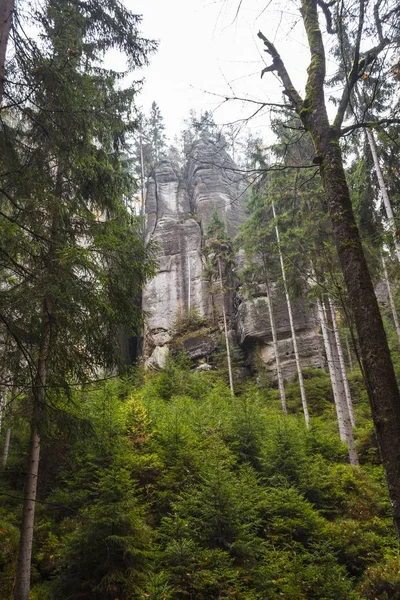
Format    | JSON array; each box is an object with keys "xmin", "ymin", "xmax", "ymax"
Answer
[{"xmin": 142, "ymin": 139, "xmax": 323, "ymax": 378}]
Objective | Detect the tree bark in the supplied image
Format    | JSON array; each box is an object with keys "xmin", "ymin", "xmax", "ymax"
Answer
[
  {"xmin": 316, "ymin": 138, "xmax": 400, "ymax": 530},
  {"xmin": 0, "ymin": 0, "xmax": 14, "ymax": 105},
  {"xmin": 323, "ymin": 300, "xmax": 359, "ymax": 465},
  {"xmin": 13, "ymin": 422, "xmax": 40, "ymax": 600},
  {"xmin": 0, "ymin": 393, "xmax": 4, "ymax": 433},
  {"xmin": 328, "ymin": 298, "xmax": 355, "ymax": 427},
  {"xmin": 272, "ymin": 201, "xmax": 309, "ymax": 426},
  {"xmin": 366, "ymin": 130, "xmax": 400, "ymax": 262},
  {"xmin": 381, "ymin": 254, "xmax": 400, "ymax": 346},
  {"xmin": 14, "ymin": 305, "xmax": 50, "ymax": 600},
  {"xmin": 187, "ymin": 251, "xmax": 191, "ymax": 313},
  {"xmin": 2, "ymin": 424, "xmax": 11, "ymax": 467},
  {"xmin": 2, "ymin": 352, "xmax": 21, "ymax": 467},
  {"xmin": 265, "ymin": 274, "xmax": 287, "ymax": 413},
  {"xmin": 218, "ymin": 258, "xmax": 234, "ymax": 397},
  {"xmin": 345, "ymin": 333, "xmax": 354, "ymax": 371},
  {"xmin": 317, "ymin": 297, "xmax": 358, "ymax": 464}
]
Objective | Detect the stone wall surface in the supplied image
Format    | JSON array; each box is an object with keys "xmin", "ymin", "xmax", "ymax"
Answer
[{"xmin": 142, "ymin": 139, "xmax": 323, "ymax": 378}]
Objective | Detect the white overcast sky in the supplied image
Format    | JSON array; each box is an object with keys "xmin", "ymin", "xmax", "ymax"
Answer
[{"xmin": 122, "ymin": 0, "xmax": 314, "ymax": 142}]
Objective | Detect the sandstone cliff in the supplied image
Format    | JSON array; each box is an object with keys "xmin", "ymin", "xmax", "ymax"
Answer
[{"xmin": 142, "ymin": 139, "xmax": 323, "ymax": 379}]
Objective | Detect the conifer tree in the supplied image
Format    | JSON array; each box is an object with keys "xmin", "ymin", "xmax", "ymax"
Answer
[
  {"xmin": 257, "ymin": 0, "xmax": 400, "ymax": 535},
  {"xmin": 0, "ymin": 1, "xmax": 156, "ymax": 598}
]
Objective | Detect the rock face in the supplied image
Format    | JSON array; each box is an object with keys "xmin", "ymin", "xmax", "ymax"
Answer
[{"xmin": 142, "ymin": 139, "xmax": 323, "ymax": 379}]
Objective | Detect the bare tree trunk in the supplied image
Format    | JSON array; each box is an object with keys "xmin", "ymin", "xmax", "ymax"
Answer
[
  {"xmin": 2, "ymin": 425, "xmax": 11, "ymax": 467},
  {"xmin": 14, "ymin": 306, "xmax": 50, "ymax": 600},
  {"xmin": 265, "ymin": 275, "xmax": 287, "ymax": 413},
  {"xmin": 2, "ymin": 351, "xmax": 21, "ymax": 467},
  {"xmin": 317, "ymin": 299, "xmax": 342, "ymax": 427},
  {"xmin": 323, "ymin": 300, "xmax": 359, "ymax": 465},
  {"xmin": 0, "ymin": 0, "xmax": 14, "ymax": 104},
  {"xmin": 218, "ymin": 258, "xmax": 234, "ymax": 397},
  {"xmin": 366, "ymin": 130, "xmax": 400, "ymax": 262},
  {"xmin": 345, "ymin": 333, "xmax": 354, "ymax": 371},
  {"xmin": 187, "ymin": 251, "xmax": 191, "ymax": 312},
  {"xmin": 381, "ymin": 254, "xmax": 400, "ymax": 346},
  {"xmin": 328, "ymin": 298, "xmax": 355, "ymax": 427},
  {"xmin": 13, "ymin": 422, "xmax": 40, "ymax": 600},
  {"xmin": 2, "ymin": 387, "xmax": 15, "ymax": 468},
  {"xmin": 272, "ymin": 200, "xmax": 309, "ymax": 427},
  {"xmin": 0, "ymin": 393, "xmax": 5, "ymax": 433},
  {"xmin": 139, "ymin": 134, "xmax": 145, "ymax": 218}
]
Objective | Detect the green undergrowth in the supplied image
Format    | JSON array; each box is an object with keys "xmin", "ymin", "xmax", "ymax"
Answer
[{"xmin": 1, "ymin": 361, "xmax": 399, "ymax": 599}]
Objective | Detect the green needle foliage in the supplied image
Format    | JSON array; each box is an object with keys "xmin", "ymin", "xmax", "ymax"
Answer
[
  {"xmin": 1, "ymin": 0, "xmax": 158, "ymax": 390},
  {"xmin": 2, "ymin": 362, "xmax": 400, "ymax": 599}
]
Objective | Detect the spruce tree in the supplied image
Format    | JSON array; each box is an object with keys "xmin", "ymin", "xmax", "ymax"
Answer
[{"xmin": 0, "ymin": 1, "xmax": 156, "ymax": 597}]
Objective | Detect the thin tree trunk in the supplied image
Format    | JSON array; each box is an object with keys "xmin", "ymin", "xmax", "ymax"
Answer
[
  {"xmin": 14, "ymin": 305, "xmax": 50, "ymax": 600},
  {"xmin": 322, "ymin": 300, "xmax": 359, "ymax": 465},
  {"xmin": 187, "ymin": 251, "xmax": 191, "ymax": 312},
  {"xmin": 345, "ymin": 333, "xmax": 353, "ymax": 371},
  {"xmin": 218, "ymin": 258, "xmax": 234, "ymax": 397},
  {"xmin": 317, "ymin": 299, "xmax": 342, "ymax": 430},
  {"xmin": 2, "ymin": 351, "xmax": 21, "ymax": 467},
  {"xmin": 272, "ymin": 200, "xmax": 309, "ymax": 427},
  {"xmin": 139, "ymin": 134, "xmax": 145, "ymax": 218},
  {"xmin": 0, "ymin": 393, "xmax": 4, "ymax": 433},
  {"xmin": 2, "ymin": 425, "xmax": 11, "ymax": 467},
  {"xmin": 328, "ymin": 298, "xmax": 355, "ymax": 427},
  {"xmin": 2, "ymin": 386, "xmax": 16, "ymax": 468},
  {"xmin": 265, "ymin": 274, "xmax": 287, "ymax": 413},
  {"xmin": 381, "ymin": 254, "xmax": 400, "ymax": 346},
  {"xmin": 366, "ymin": 130, "xmax": 400, "ymax": 262},
  {"xmin": 0, "ymin": 0, "xmax": 14, "ymax": 105}
]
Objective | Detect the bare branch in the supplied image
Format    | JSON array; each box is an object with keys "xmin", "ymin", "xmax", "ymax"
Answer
[
  {"xmin": 190, "ymin": 86, "xmax": 293, "ymax": 110},
  {"xmin": 334, "ymin": 32, "xmax": 390, "ymax": 130},
  {"xmin": 317, "ymin": 0, "xmax": 336, "ymax": 34},
  {"xmin": 374, "ymin": 0, "xmax": 384, "ymax": 43},
  {"xmin": 257, "ymin": 30, "xmax": 303, "ymax": 111},
  {"xmin": 341, "ymin": 118, "xmax": 400, "ymax": 136}
]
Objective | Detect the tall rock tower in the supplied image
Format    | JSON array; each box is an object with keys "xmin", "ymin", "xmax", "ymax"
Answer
[{"xmin": 142, "ymin": 139, "xmax": 323, "ymax": 377}]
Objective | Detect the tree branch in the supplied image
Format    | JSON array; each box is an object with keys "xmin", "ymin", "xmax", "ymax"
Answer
[
  {"xmin": 333, "ymin": 0, "xmax": 365, "ymax": 130},
  {"xmin": 341, "ymin": 118, "xmax": 400, "ymax": 136},
  {"xmin": 316, "ymin": 0, "xmax": 336, "ymax": 34},
  {"xmin": 257, "ymin": 31, "xmax": 303, "ymax": 111},
  {"xmin": 374, "ymin": 0, "xmax": 384, "ymax": 43},
  {"xmin": 334, "ymin": 20, "xmax": 390, "ymax": 131}
]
